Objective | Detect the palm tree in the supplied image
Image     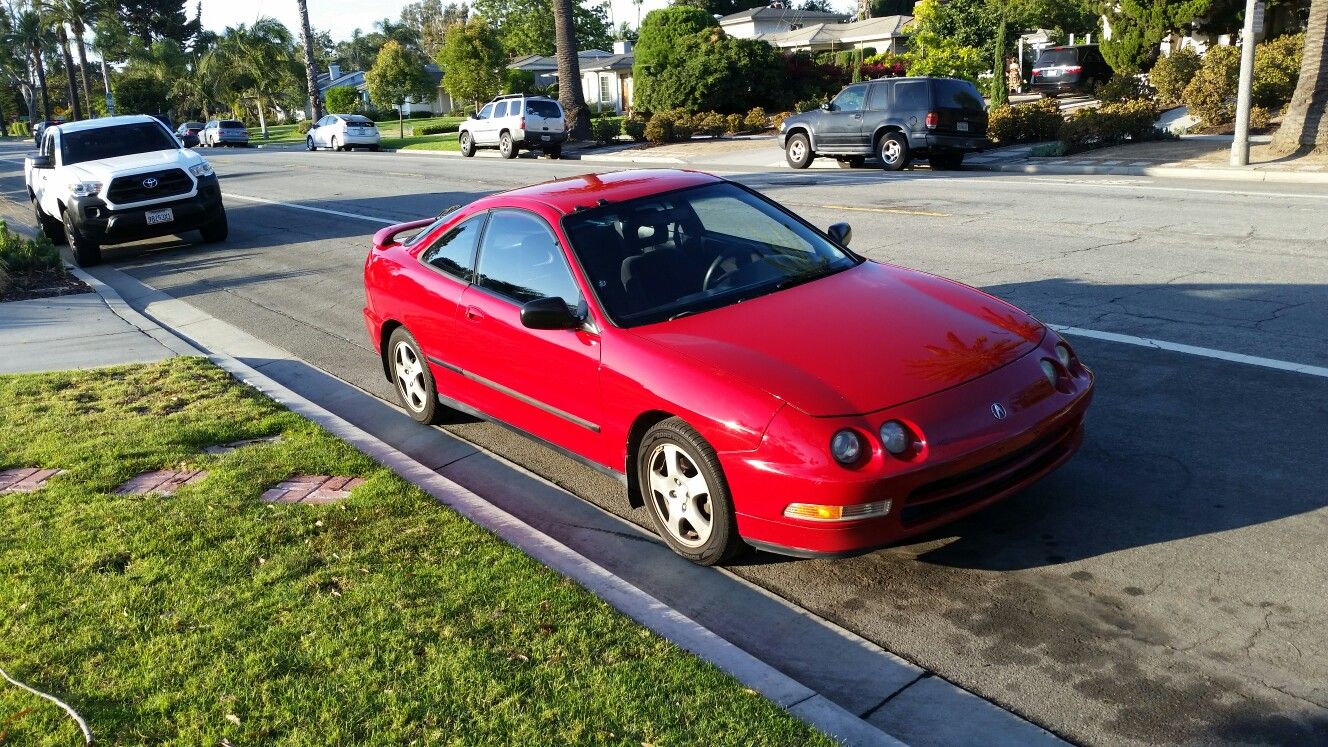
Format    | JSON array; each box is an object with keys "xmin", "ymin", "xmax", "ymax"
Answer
[
  {"xmin": 11, "ymin": 8, "xmax": 52, "ymax": 121},
  {"xmin": 201, "ymin": 18, "xmax": 301, "ymax": 138},
  {"xmin": 1271, "ymin": 0, "xmax": 1327, "ymax": 153},
  {"xmin": 43, "ymin": 0, "xmax": 83, "ymax": 119},
  {"xmin": 296, "ymin": 0, "xmax": 323, "ymax": 121},
  {"xmin": 56, "ymin": 0, "xmax": 98, "ymax": 119},
  {"xmin": 552, "ymin": 0, "xmax": 591, "ymax": 140}
]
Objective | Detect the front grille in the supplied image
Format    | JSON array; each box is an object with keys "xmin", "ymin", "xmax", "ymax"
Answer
[
  {"xmin": 106, "ymin": 168, "xmax": 192, "ymax": 204},
  {"xmin": 899, "ymin": 425, "xmax": 1076, "ymax": 527}
]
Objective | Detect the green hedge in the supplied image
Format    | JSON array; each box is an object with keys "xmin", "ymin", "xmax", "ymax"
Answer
[
  {"xmin": 0, "ymin": 219, "xmax": 61, "ymax": 274},
  {"xmin": 7, "ymin": 121, "xmax": 31, "ymax": 138},
  {"xmin": 987, "ymin": 98, "xmax": 1064, "ymax": 144},
  {"xmin": 1058, "ymin": 99, "xmax": 1161, "ymax": 150},
  {"xmin": 415, "ymin": 122, "xmax": 460, "ymax": 135}
]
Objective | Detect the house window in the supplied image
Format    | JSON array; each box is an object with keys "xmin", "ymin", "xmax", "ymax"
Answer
[{"xmin": 599, "ymin": 75, "xmax": 611, "ymax": 105}]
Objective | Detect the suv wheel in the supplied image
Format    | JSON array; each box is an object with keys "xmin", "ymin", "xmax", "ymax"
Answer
[
  {"xmin": 785, "ymin": 133, "xmax": 813, "ymax": 169},
  {"xmin": 499, "ymin": 132, "xmax": 517, "ymax": 159},
  {"xmin": 34, "ymin": 200, "xmax": 66, "ymax": 245},
  {"xmin": 878, "ymin": 132, "xmax": 910, "ymax": 171},
  {"xmin": 62, "ymin": 209, "xmax": 102, "ymax": 267},
  {"xmin": 459, "ymin": 131, "xmax": 475, "ymax": 157}
]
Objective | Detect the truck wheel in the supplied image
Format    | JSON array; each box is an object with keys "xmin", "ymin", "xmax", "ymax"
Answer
[
  {"xmin": 34, "ymin": 200, "xmax": 66, "ymax": 245},
  {"xmin": 63, "ymin": 209, "xmax": 102, "ymax": 267},
  {"xmin": 785, "ymin": 133, "xmax": 813, "ymax": 169},
  {"xmin": 499, "ymin": 132, "xmax": 517, "ymax": 159},
  {"xmin": 878, "ymin": 132, "xmax": 910, "ymax": 171},
  {"xmin": 199, "ymin": 207, "xmax": 229, "ymax": 243}
]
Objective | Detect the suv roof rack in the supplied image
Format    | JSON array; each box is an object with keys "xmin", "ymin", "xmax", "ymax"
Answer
[{"xmin": 493, "ymin": 93, "xmax": 527, "ymax": 100}]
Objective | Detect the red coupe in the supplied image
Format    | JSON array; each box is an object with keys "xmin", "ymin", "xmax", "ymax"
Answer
[{"xmin": 363, "ymin": 169, "xmax": 1093, "ymax": 565}]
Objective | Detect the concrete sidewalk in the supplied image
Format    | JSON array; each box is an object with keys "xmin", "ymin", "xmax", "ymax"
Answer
[{"xmin": 0, "ymin": 287, "xmax": 184, "ymax": 374}]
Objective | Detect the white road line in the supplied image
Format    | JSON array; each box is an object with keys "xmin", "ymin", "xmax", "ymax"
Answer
[
  {"xmin": 223, "ymin": 192, "xmax": 395, "ymax": 224},
  {"xmin": 1052, "ymin": 325, "xmax": 1328, "ymax": 379},
  {"xmin": 970, "ymin": 176, "xmax": 1328, "ymax": 202}
]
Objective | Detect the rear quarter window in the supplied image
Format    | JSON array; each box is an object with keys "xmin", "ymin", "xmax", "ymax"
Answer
[
  {"xmin": 893, "ymin": 81, "xmax": 929, "ymax": 110},
  {"xmin": 933, "ymin": 80, "xmax": 986, "ymax": 112}
]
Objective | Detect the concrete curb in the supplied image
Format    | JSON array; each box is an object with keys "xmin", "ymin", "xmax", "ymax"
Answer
[
  {"xmin": 967, "ymin": 161, "xmax": 1328, "ymax": 184},
  {"xmin": 70, "ymin": 266, "xmax": 906, "ymax": 747}
]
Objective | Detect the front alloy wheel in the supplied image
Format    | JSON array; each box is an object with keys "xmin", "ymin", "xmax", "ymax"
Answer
[
  {"xmin": 388, "ymin": 327, "xmax": 441, "ymax": 424},
  {"xmin": 459, "ymin": 131, "xmax": 475, "ymax": 157},
  {"xmin": 306, "ymin": 136, "xmax": 315, "ymax": 151},
  {"xmin": 638, "ymin": 418, "xmax": 743, "ymax": 565},
  {"xmin": 63, "ymin": 209, "xmax": 101, "ymax": 267},
  {"xmin": 785, "ymin": 133, "xmax": 812, "ymax": 169}
]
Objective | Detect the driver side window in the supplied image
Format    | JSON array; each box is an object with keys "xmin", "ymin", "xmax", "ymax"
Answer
[
  {"xmin": 478, "ymin": 104, "xmax": 494, "ymax": 120},
  {"xmin": 831, "ymin": 85, "xmax": 867, "ymax": 112},
  {"xmin": 476, "ymin": 211, "xmax": 582, "ymax": 308}
]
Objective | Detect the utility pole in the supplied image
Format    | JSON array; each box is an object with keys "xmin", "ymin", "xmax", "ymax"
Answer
[{"xmin": 1231, "ymin": 0, "xmax": 1262, "ymax": 166}]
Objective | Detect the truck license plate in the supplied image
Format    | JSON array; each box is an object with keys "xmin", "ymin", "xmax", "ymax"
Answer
[
  {"xmin": 145, "ymin": 208, "xmax": 174, "ymax": 225},
  {"xmin": 956, "ymin": 122, "xmax": 969, "ymax": 132}
]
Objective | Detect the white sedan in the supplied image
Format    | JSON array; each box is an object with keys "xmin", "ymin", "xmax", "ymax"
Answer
[{"xmin": 307, "ymin": 114, "xmax": 380, "ymax": 152}]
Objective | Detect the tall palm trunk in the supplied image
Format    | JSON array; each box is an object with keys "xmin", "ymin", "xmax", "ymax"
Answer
[
  {"xmin": 296, "ymin": 0, "xmax": 323, "ymax": 121},
  {"xmin": 1271, "ymin": 0, "xmax": 1327, "ymax": 152},
  {"xmin": 30, "ymin": 46, "xmax": 51, "ymax": 121},
  {"xmin": 72, "ymin": 18, "xmax": 95, "ymax": 118},
  {"xmin": 56, "ymin": 24, "xmax": 83, "ymax": 119},
  {"xmin": 552, "ymin": 0, "xmax": 590, "ymax": 140}
]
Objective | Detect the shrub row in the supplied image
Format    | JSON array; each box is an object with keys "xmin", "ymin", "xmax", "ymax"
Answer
[
  {"xmin": 633, "ymin": 107, "xmax": 773, "ymax": 144},
  {"xmin": 1172, "ymin": 33, "xmax": 1302, "ymax": 127},
  {"xmin": 7, "ymin": 121, "xmax": 31, "ymax": 137},
  {"xmin": 1058, "ymin": 99, "xmax": 1162, "ymax": 149},
  {"xmin": 987, "ymin": 97, "xmax": 1063, "ymax": 144},
  {"xmin": 414, "ymin": 122, "xmax": 460, "ymax": 136},
  {"xmin": 0, "ymin": 219, "xmax": 61, "ymax": 293}
]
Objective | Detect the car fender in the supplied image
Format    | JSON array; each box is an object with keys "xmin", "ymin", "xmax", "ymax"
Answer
[
  {"xmin": 782, "ymin": 122, "xmax": 817, "ymax": 151},
  {"xmin": 869, "ymin": 118, "xmax": 910, "ymax": 146}
]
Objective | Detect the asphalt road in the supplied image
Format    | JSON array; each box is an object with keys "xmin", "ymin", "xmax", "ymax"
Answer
[{"xmin": 3, "ymin": 143, "xmax": 1326, "ymax": 745}]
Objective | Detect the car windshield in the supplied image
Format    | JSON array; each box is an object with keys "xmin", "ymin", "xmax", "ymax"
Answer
[
  {"xmin": 220, "ymin": 120, "xmax": 244, "ymax": 128},
  {"xmin": 60, "ymin": 122, "xmax": 178, "ymax": 165},
  {"xmin": 562, "ymin": 182, "xmax": 859, "ymax": 327},
  {"xmin": 1036, "ymin": 48, "xmax": 1079, "ymax": 66},
  {"xmin": 526, "ymin": 99, "xmax": 561, "ymax": 117},
  {"xmin": 184, "ymin": 122, "xmax": 203, "ymax": 129}
]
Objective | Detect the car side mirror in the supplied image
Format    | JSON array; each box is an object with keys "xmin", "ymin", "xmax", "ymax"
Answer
[
  {"xmin": 28, "ymin": 153, "xmax": 53, "ymax": 169},
  {"xmin": 520, "ymin": 297, "xmax": 581, "ymax": 330},
  {"xmin": 469, "ymin": 112, "xmax": 479, "ymax": 119},
  {"xmin": 827, "ymin": 222, "xmax": 852, "ymax": 247},
  {"xmin": 821, "ymin": 102, "xmax": 833, "ymax": 111}
]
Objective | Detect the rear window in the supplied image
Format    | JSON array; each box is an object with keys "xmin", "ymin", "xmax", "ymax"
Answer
[
  {"xmin": 220, "ymin": 120, "xmax": 244, "ymax": 128},
  {"xmin": 933, "ymin": 80, "xmax": 985, "ymax": 111},
  {"xmin": 526, "ymin": 100, "xmax": 562, "ymax": 118},
  {"xmin": 345, "ymin": 117, "xmax": 373, "ymax": 125},
  {"xmin": 61, "ymin": 122, "xmax": 178, "ymax": 165},
  {"xmin": 1036, "ymin": 48, "xmax": 1079, "ymax": 67}
]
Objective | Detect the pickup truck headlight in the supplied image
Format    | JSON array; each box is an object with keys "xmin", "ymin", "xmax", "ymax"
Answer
[
  {"xmin": 69, "ymin": 181, "xmax": 102, "ymax": 198},
  {"xmin": 189, "ymin": 162, "xmax": 214, "ymax": 178}
]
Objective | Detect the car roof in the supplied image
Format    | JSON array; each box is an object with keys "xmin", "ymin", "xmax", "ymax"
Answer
[
  {"xmin": 475, "ymin": 169, "xmax": 722, "ymax": 215},
  {"xmin": 53, "ymin": 114, "xmax": 164, "ymax": 134}
]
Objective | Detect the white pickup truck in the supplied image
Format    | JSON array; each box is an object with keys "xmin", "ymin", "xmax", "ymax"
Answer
[{"xmin": 24, "ymin": 114, "xmax": 228, "ymax": 266}]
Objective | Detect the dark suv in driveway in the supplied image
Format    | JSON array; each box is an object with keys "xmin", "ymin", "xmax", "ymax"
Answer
[
  {"xmin": 778, "ymin": 77, "xmax": 989, "ymax": 171},
  {"xmin": 1030, "ymin": 45, "xmax": 1114, "ymax": 97}
]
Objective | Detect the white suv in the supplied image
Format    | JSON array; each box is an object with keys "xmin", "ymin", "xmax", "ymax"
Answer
[
  {"xmin": 24, "ymin": 115, "xmax": 228, "ymax": 267},
  {"xmin": 458, "ymin": 95, "xmax": 566, "ymax": 159},
  {"xmin": 307, "ymin": 114, "xmax": 381, "ymax": 152}
]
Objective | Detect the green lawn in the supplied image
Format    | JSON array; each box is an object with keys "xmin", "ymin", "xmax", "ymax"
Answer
[
  {"xmin": 0, "ymin": 359, "xmax": 831, "ymax": 746},
  {"xmin": 248, "ymin": 117, "xmax": 466, "ymax": 145},
  {"xmin": 380, "ymin": 132, "xmax": 461, "ymax": 152}
]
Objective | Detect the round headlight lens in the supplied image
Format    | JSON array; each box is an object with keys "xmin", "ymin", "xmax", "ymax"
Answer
[
  {"xmin": 1055, "ymin": 343, "xmax": 1072, "ymax": 368},
  {"xmin": 830, "ymin": 430, "xmax": 863, "ymax": 464},
  {"xmin": 1040, "ymin": 359, "xmax": 1058, "ymax": 386},
  {"xmin": 879, "ymin": 421, "xmax": 910, "ymax": 455}
]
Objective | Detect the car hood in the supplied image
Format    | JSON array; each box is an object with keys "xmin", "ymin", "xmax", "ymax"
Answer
[
  {"xmin": 628, "ymin": 262, "xmax": 1045, "ymax": 417},
  {"xmin": 65, "ymin": 149, "xmax": 201, "ymax": 182}
]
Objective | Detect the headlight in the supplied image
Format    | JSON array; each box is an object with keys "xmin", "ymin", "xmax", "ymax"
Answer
[
  {"xmin": 830, "ymin": 429, "xmax": 863, "ymax": 465},
  {"xmin": 879, "ymin": 421, "xmax": 911, "ymax": 455},
  {"xmin": 1040, "ymin": 359, "xmax": 1058, "ymax": 386},
  {"xmin": 1055, "ymin": 342, "xmax": 1072, "ymax": 368},
  {"xmin": 189, "ymin": 162, "xmax": 214, "ymax": 177},
  {"xmin": 69, "ymin": 180, "xmax": 102, "ymax": 197}
]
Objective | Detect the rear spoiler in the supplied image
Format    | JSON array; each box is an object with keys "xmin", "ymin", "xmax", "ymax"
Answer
[{"xmin": 372, "ymin": 218, "xmax": 435, "ymax": 251}]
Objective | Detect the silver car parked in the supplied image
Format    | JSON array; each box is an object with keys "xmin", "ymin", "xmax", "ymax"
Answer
[{"xmin": 201, "ymin": 119, "xmax": 250, "ymax": 147}]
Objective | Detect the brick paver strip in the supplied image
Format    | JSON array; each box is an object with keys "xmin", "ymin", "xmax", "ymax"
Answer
[
  {"xmin": 114, "ymin": 470, "xmax": 208, "ymax": 496},
  {"xmin": 261, "ymin": 476, "xmax": 366, "ymax": 505},
  {"xmin": 0, "ymin": 468, "xmax": 65, "ymax": 493},
  {"xmin": 203, "ymin": 435, "xmax": 283, "ymax": 455}
]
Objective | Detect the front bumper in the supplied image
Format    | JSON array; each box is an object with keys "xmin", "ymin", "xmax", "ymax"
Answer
[
  {"xmin": 721, "ymin": 341, "xmax": 1094, "ymax": 557},
  {"xmin": 70, "ymin": 174, "xmax": 224, "ymax": 245}
]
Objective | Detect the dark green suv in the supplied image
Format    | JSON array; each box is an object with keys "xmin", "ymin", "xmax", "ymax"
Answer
[{"xmin": 777, "ymin": 77, "xmax": 989, "ymax": 171}]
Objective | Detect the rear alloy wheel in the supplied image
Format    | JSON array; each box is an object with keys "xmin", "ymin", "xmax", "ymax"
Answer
[
  {"xmin": 199, "ymin": 207, "xmax": 228, "ymax": 243},
  {"xmin": 638, "ymin": 417, "xmax": 744, "ymax": 566},
  {"xmin": 930, "ymin": 152, "xmax": 964, "ymax": 170},
  {"xmin": 388, "ymin": 327, "xmax": 441, "ymax": 425},
  {"xmin": 499, "ymin": 132, "xmax": 517, "ymax": 159},
  {"xmin": 62, "ymin": 209, "xmax": 101, "ymax": 267},
  {"xmin": 331, "ymin": 136, "xmax": 342, "ymax": 152},
  {"xmin": 34, "ymin": 200, "xmax": 66, "ymax": 245},
  {"xmin": 785, "ymin": 133, "xmax": 813, "ymax": 169},
  {"xmin": 459, "ymin": 131, "xmax": 475, "ymax": 157},
  {"xmin": 878, "ymin": 131, "xmax": 910, "ymax": 171}
]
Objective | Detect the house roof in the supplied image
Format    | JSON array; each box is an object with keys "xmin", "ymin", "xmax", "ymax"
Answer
[
  {"xmin": 318, "ymin": 70, "xmax": 365, "ymax": 93},
  {"xmin": 718, "ymin": 6, "xmax": 850, "ymax": 24},
  {"xmin": 509, "ymin": 50, "xmax": 615, "ymax": 72},
  {"xmin": 580, "ymin": 53, "xmax": 633, "ymax": 72},
  {"xmin": 757, "ymin": 15, "xmax": 913, "ymax": 47}
]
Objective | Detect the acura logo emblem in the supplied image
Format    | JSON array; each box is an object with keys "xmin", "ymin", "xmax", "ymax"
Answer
[
  {"xmin": 142, "ymin": 177, "xmax": 159, "ymax": 189},
  {"xmin": 990, "ymin": 403, "xmax": 1008, "ymax": 420}
]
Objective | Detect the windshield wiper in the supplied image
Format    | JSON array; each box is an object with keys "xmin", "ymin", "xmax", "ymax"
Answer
[
  {"xmin": 668, "ymin": 310, "xmax": 696, "ymax": 321},
  {"xmin": 774, "ymin": 263, "xmax": 841, "ymax": 292}
]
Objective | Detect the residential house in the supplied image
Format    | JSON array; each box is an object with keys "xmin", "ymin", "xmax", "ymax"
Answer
[
  {"xmin": 755, "ymin": 14, "xmax": 913, "ymax": 55},
  {"xmin": 718, "ymin": 4, "xmax": 851, "ymax": 39},
  {"xmin": 507, "ymin": 42, "xmax": 636, "ymax": 116},
  {"xmin": 313, "ymin": 63, "xmax": 455, "ymax": 117}
]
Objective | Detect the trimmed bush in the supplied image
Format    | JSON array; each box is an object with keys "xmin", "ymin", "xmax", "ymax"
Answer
[
  {"xmin": 1058, "ymin": 99, "xmax": 1161, "ymax": 150},
  {"xmin": 624, "ymin": 117, "xmax": 647, "ymax": 141},
  {"xmin": 770, "ymin": 111, "xmax": 792, "ymax": 131},
  {"xmin": 406, "ymin": 110, "xmax": 434, "ymax": 119},
  {"xmin": 669, "ymin": 109, "xmax": 697, "ymax": 140},
  {"xmin": 1182, "ymin": 45, "xmax": 1240, "ymax": 127},
  {"xmin": 1253, "ymin": 32, "xmax": 1303, "ymax": 112},
  {"xmin": 590, "ymin": 117, "xmax": 621, "ymax": 144},
  {"xmin": 1095, "ymin": 74, "xmax": 1153, "ymax": 103},
  {"xmin": 644, "ymin": 113, "xmax": 674, "ymax": 143},
  {"xmin": 987, "ymin": 98, "xmax": 1064, "ymax": 144},
  {"xmin": 296, "ymin": 119, "xmax": 315, "ymax": 134},
  {"xmin": 987, "ymin": 104, "xmax": 1017, "ymax": 143},
  {"xmin": 0, "ymin": 220, "xmax": 61, "ymax": 274},
  {"xmin": 1150, "ymin": 47, "xmax": 1201, "ymax": 107},
  {"xmin": 742, "ymin": 107, "xmax": 768, "ymax": 132}
]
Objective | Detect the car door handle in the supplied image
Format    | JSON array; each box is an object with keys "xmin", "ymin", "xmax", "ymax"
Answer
[
  {"xmin": 464, "ymin": 306, "xmax": 485, "ymax": 322},
  {"xmin": 851, "ymin": 114, "xmax": 862, "ymax": 119}
]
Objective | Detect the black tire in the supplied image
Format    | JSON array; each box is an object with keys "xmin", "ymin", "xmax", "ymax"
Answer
[
  {"xmin": 199, "ymin": 207, "xmax": 228, "ymax": 243},
  {"xmin": 545, "ymin": 144, "xmax": 561, "ymax": 159},
  {"xmin": 784, "ymin": 132, "xmax": 813, "ymax": 169},
  {"xmin": 878, "ymin": 131, "xmax": 910, "ymax": 171},
  {"xmin": 499, "ymin": 132, "xmax": 517, "ymax": 159},
  {"xmin": 387, "ymin": 327, "xmax": 441, "ymax": 425},
  {"xmin": 62, "ymin": 209, "xmax": 102, "ymax": 267},
  {"xmin": 306, "ymin": 136, "xmax": 315, "ymax": 151},
  {"xmin": 34, "ymin": 200, "xmax": 66, "ymax": 245},
  {"xmin": 459, "ymin": 131, "xmax": 475, "ymax": 157},
  {"xmin": 836, "ymin": 156, "xmax": 864, "ymax": 169},
  {"xmin": 929, "ymin": 152, "xmax": 964, "ymax": 170},
  {"xmin": 637, "ymin": 417, "xmax": 744, "ymax": 566}
]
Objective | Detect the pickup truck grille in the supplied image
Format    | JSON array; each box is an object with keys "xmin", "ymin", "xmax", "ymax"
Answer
[{"xmin": 106, "ymin": 168, "xmax": 192, "ymax": 204}]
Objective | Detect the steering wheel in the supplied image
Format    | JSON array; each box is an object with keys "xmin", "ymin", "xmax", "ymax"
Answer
[{"xmin": 703, "ymin": 248, "xmax": 746, "ymax": 291}]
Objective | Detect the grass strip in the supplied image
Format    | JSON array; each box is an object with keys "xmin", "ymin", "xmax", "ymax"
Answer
[{"xmin": 0, "ymin": 358, "xmax": 833, "ymax": 746}]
